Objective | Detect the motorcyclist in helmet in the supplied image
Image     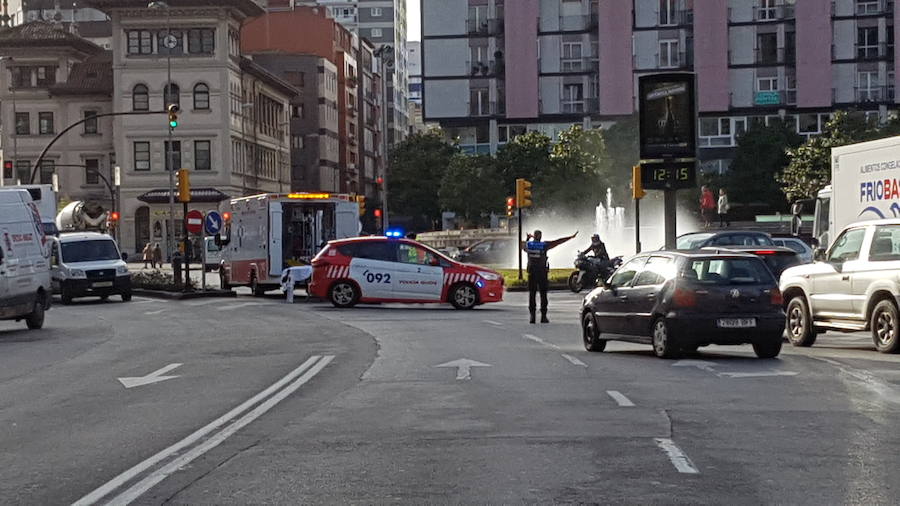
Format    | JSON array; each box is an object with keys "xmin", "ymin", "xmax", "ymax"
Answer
[{"xmin": 583, "ymin": 234, "xmax": 610, "ymax": 286}]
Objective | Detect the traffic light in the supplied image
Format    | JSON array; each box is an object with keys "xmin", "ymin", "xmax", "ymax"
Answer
[
  {"xmin": 108, "ymin": 211, "xmax": 120, "ymax": 230},
  {"xmin": 632, "ymin": 165, "xmax": 646, "ymax": 200},
  {"xmin": 374, "ymin": 208, "xmax": 383, "ymax": 218},
  {"xmin": 167, "ymin": 104, "xmax": 180, "ymax": 129},
  {"xmin": 515, "ymin": 178, "xmax": 532, "ymax": 208},
  {"xmin": 177, "ymin": 168, "xmax": 191, "ymax": 202},
  {"xmin": 506, "ymin": 196, "xmax": 515, "ymax": 217},
  {"xmin": 356, "ymin": 195, "xmax": 366, "ymax": 216},
  {"xmin": 223, "ymin": 211, "xmax": 232, "ymax": 223},
  {"xmin": 2, "ymin": 160, "xmax": 12, "ymax": 178}
]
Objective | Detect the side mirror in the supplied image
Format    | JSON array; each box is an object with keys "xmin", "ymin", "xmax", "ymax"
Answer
[
  {"xmin": 813, "ymin": 248, "xmax": 827, "ymax": 262},
  {"xmin": 121, "ymin": 252, "xmax": 128, "ymax": 261}
]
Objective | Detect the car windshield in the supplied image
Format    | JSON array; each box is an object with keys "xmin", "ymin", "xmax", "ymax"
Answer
[
  {"xmin": 684, "ymin": 257, "xmax": 774, "ymax": 285},
  {"xmin": 61, "ymin": 239, "xmax": 120, "ymax": 263},
  {"xmin": 676, "ymin": 233, "xmax": 714, "ymax": 250},
  {"xmin": 207, "ymin": 241, "xmax": 220, "ymax": 252}
]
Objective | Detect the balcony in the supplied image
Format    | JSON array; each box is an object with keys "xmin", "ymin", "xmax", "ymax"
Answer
[
  {"xmin": 833, "ymin": 0, "xmax": 894, "ymax": 16},
  {"xmin": 658, "ymin": 9, "xmax": 694, "ymax": 26},
  {"xmin": 855, "ymin": 86, "xmax": 896, "ymax": 103},
  {"xmin": 469, "ymin": 101, "xmax": 504, "ymax": 117},
  {"xmin": 559, "ymin": 57, "xmax": 598, "ymax": 73},
  {"xmin": 754, "ymin": 47, "xmax": 795, "ymax": 65},
  {"xmin": 852, "ymin": 42, "xmax": 895, "ymax": 60},
  {"xmin": 754, "ymin": 5, "xmax": 795, "ymax": 21},
  {"xmin": 466, "ymin": 18, "xmax": 504, "ymax": 35},
  {"xmin": 658, "ymin": 51, "xmax": 694, "ymax": 69},
  {"xmin": 753, "ymin": 90, "xmax": 797, "ymax": 106},
  {"xmin": 541, "ymin": 14, "xmax": 598, "ymax": 32},
  {"xmin": 560, "ymin": 98, "xmax": 598, "ymax": 114}
]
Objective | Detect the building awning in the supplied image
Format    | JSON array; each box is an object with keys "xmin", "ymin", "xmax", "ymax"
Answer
[{"xmin": 136, "ymin": 188, "xmax": 231, "ymax": 204}]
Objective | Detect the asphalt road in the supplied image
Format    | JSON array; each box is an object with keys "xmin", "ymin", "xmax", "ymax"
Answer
[{"xmin": 2, "ymin": 288, "xmax": 899, "ymax": 504}]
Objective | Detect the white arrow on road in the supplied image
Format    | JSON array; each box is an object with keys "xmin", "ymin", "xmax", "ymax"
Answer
[
  {"xmin": 672, "ymin": 360, "xmax": 718, "ymax": 373},
  {"xmin": 434, "ymin": 358, "xmax": 491, "ymax": 381},
  {"xmin": 118, "ymin": 363, "xmax": 183, "ymax": 389}
]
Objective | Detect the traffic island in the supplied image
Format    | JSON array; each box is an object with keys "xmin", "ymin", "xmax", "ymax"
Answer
[{"xmin": 130, "ymin": 270, "xmax": 236, "ymax": 300}]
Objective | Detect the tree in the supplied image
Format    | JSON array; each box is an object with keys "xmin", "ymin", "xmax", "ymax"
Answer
[
  {"xmin": 494, "ymin": 131, "xmax": 554, "ymax": 191},
  {"xmin": 726, "ymin": 119, "xmax": 803, "ymax": 211},
  {"xmin": 388, "ymin": 130, "xmax": 457, "ymax": 229},
  {"xmin": 438, "ymin": 155, "xmax": 505, "ymax": 227}
]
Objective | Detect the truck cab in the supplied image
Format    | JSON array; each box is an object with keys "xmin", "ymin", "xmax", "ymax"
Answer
[{"xmin": 52, "ymin": 232, "xmax": 131, "ymax": 304}]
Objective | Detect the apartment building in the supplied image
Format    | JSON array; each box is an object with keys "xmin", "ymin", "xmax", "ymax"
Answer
[
  {"xmin": 1, "ymin": 0, "xmax": 112, "ymax": 48},
  {"xmin": 422, "ymin": 0, "xmax": 900, "ymax": 172}
]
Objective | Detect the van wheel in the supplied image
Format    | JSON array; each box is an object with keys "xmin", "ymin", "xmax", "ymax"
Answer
[
  {"xmin": 872, "ymin": 300, "xmax": 900, "ymax": 353},
  {"xmin": 582, "ymin": 312, "xmax": 606, "ymax": 352},
  {"xmin": 25, "ymin": 297, "xmax": 45, "ymax": 330},
  {"xmin": 652, "ymin": 318, "xmax": 680, "ymax": 359},
  {"xmin": 329, "ymin": 281, "xmax": 358, "ymax": 308},
  {"xmin": 450, "ymin": 283, "xmax": 478, "ymax": 310},
  {"xmin": 60, "ymin": 287, "xmax": 73, "ymax": 305},
  {"xmin": 786, "ymin": 296, "xmax": 817, "ymax": 347}
]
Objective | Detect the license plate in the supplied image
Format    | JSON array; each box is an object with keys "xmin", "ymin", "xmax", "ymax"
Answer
[
  {"xmin": 92, "ymin": 281, "xmax": 113, "ymax": 288},
  {"xmin": 717, "ymin": 318, "xmax": 756, "ymax": 328}
]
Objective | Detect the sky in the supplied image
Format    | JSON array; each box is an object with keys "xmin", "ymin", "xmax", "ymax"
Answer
[{"xmin": 407, "ymin": 0, "xmax": 420, "ymax": 41}]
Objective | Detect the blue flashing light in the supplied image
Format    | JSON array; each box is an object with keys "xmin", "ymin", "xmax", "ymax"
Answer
[
  {"xmin": 386, "ymin": 228, "xmax": 405, "ymax": 238},
  {"xmin": 475, "ymin": 280, "xmax": 485, "ymax": 288}
]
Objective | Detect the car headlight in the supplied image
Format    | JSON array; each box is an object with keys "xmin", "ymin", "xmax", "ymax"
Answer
[
  {"xmin": 477, "ymin": 271, "xmax": 501, "ymax": 281},
  {"xmin": 69, "ymin": 269, "xmax": 86, "ymax": 279},
  {"xmin": 116, "ymin": 265, "xmax": 129, "ymax": 275}
]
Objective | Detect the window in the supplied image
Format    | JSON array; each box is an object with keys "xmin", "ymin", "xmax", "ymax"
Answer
[
  {"xmin": 371, "ymin": 28, "xmax": 383, "ymax": 38},
  {"xmin": 659, "ymin": 39, "xmax": 679, "ymax": 68},
  {"xmin": 469, "ymin": 87, "xmax": 490, "ymax": 116},
  {"xmin": 870, "ymin": 225, "xmax": 900, "ymax": 261},
  {"xmin": 561, "ymin": 42, "xmax": 583, "ymax": 71},
  {"xmin": 127, "ymin": 30, "xmax": 153, "ymax": 55},
  {"xmin": 757, "ymin": 33, "xmax": 778, "ymax": 63},
  {"xmin": 659, "ymin": 0, "xmax": 676, "ymax": 25},
  {"xmin": 291, "ymin": 135, "xmax": 304, "ymax": 149},
  {"xmin": 193, "ymin": 83, "xmax": 210, "ymax": 110},
  {"xmin": 15, "ymin": 112, "xmax": 29, "ymax": 135},
  {"xmin": 799, "ymin": 113, "xmax": 821, "ymax": 134},
  {"xmin": 757, "ymin": 77, "xmax": 779, "ymax": 91},
  {"xmin": 164, "ymin": 141, "xmax": 182, "ymax": 171},
  {"xmin": 291, "ymin": 105, "xmax": 303, "ymax": 118},
  {"xmin": 758, "ymin": 0, "xmax": 777, "ymax": 20},
  {"xmin": 83, "ymin": 110, "xmax": 99, "ymax": 134},
  {"xmin": 371, "ymin": 7, "xmax": 382, "ymax": 16},
  {"xmin": 164, "ymin": 82, "xmax": 180, "ymax": 107},
  {"xmin": 187, "ymin": 29, "xmax": 215, "ymax": 54},
  {"xmin": 562, "ymin": 83, "xmax": 584, "ymax": 113},
  {"xmin": 609, "ymin": 258, "xmax": 644, "ymax": 288},
  {"xmin": 157, "ymin": 30, "xmax": 184, "ymax": 55},
  {"xmin": 35, "ymin": 66, "xmax": 56, "ymax": 86},
  {"xmin": 398, "ymin": 243, "xmax": 438, "ymax": 265},
  {"xmin": 134, "ymin": 142, "xmax": 151, "ymax": 171},
  {"xmin": 11, "ymin": 67, "xmax": 31, "ymax": 87},
  {"xmin": 14, "ymin": 160, "xmax": 30, "ymax": 183},
  {"xmin": 38, "ymin": 112, "xmax": 53, "ymax": 135},
  {"xmin": 686, "ymin": 258, "xmax": 773, "ymax": 285},
  {"xmin": 85, "ymin": 158, "xmax": 100, "ymax": 185},
  {"xmin": 194, "ymin": 141, "xmax": 211, "ymax": 171},
  {"xmin": 132, "ymin": 84, "xmax": 149, "ymax": 111},
  {"xmin": 858, "ymin": 71, "xmax": 880, "ymax": 101},
  {"xmin": 828, "ymin": 228, "xmax": 866, "ymax": 262},
  {"xmin": 39, "ymin": 159, "xmax": 54, "ymax": 185},
  {"xmin": 634, "ymin": 257, "xmax": 675, "ymax": 286},
  {"xmin": 858, "ymin": 0, "xmax": 882, "ymax": 14},
  {"xmin": 858, "ymin": 27, "xmax": 879, "ymax": 59}
]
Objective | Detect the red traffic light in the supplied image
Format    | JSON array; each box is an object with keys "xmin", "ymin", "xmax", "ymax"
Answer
[
  {"xmin": 2, "ymin": 161, "xmax": 12, "ymax": 170},
  {"xmin": 223, "ymin": 211, "xmax": 232, "ymax": 222},
  {"xmin": 110, "ymin": 211, "xmax": 120, "ymax": 221},
  {"xmin": 376, "ymin": 176, "xmax": 384, "ymax": 185},
  {"xmin": 374, "ymin": 208, "xmax": 383, "ymax": 218},
  {"xmin": 506, "ymin": 197, "xmax": 515, "ymax": 206}
]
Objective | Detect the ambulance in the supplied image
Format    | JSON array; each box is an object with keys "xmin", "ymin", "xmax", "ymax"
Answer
[
  {"xmin": 218, "ymin": 192, "xmax": 359, "ymax": 295},
  {"xmin": 309, "ymin": 236, "xmax": 505, "ymax": 309},
  {"xmin": 0, "ymin": 189, "xmax": 51, "ymax": 329}
]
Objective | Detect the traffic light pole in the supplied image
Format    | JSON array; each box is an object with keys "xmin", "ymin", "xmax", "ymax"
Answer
[
  {"xmin": 634, "ymin": 197, "xmax": 641, "ymax": 254},
  {"xmin": 517, "ymin": 206, "xmax": 523, "ymax": 280},
  {"xmin": 183, "ymin": 201, "xmax": 191, "ymax": 292}
]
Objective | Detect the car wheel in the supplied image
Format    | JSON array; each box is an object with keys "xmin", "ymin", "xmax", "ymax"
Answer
[
  {"xmin": 582, "ymin": 312, "xmax": 606, "ymax": 352},
  {"xmin": 60, "ymin": 286, "xmax": 73, "ymax": 305},
  {"xmin": 752, "ymin": 337, "xmax": 783, "ymax": 358},
  {"xmin": 250, "ymin": 274, "xmax": 265, "ymax": 297},
  {"xmin": 25, "ymin": 296, "xmax": 45, "ymax": 330},
  {"xmin": 568, "ymin": 272, "xmax": 582, "ymax": 293},
  {"xmin": 121, "ymin": 291, "xmax": 132, "ymax": 302},
  {"xmin": 450, "ymin": 283, "xmax": 478, "ymax": 310},
  {"xmin": 786, "ymin": 296, "xmax": 817, "ymax": 347},
  {"xmin": 329, "ymin": 281, "xmax": 358, "ymax": 308},
  {"xmin": 871, "ymin": 300, "xmax": 900, "ymax": 353},
  {"xmin": 652, "ymin": 318, "xmax": 679, "ymax": 359}
]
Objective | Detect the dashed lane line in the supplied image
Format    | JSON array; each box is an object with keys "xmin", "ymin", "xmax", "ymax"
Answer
[
  {"xmin": 606, "ymin": 390, "xmax": 635, "ymax": 407},
  {"xmin": 561, "ymin": 353, "xmax": 588, "ymax": 367},
  {"xmin": 522, "ymin": 333, "xmax": 561, "ymax": 350},
  {"xmin": 483, "ymin": 320, "xmax": 503, "ymax": 327},
  {"xmin": 655, "ymin": 438, "xmax": 700, "ymax": 474},
  {"xmin": 143, "ymin": 309, "xmax": 167, "ymax": 316}
]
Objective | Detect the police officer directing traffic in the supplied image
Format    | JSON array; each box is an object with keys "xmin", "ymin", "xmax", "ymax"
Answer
[{"xmin": 522, "ymin": 229, "xmax": 578, "ymax": 324}]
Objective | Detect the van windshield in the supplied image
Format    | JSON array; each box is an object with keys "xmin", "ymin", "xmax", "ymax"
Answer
[{"xmin": 61, "ymin": 240, "xmax": 120, "ymax": 263}]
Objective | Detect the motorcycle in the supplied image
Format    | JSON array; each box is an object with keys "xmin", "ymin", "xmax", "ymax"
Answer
[{"xmin": 567, "ymin": 252, "xmax": 623, "ymax": 293}]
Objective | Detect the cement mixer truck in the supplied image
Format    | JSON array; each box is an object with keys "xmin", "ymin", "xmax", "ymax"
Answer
[{"xmin": 56, "ymin": 201, "xmax": 111, "ymax": 233}]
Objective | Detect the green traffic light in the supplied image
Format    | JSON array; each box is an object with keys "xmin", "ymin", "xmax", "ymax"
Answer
[{"xmin": 169, "ymin": 120, "xmax": 178, "ymax": 128}]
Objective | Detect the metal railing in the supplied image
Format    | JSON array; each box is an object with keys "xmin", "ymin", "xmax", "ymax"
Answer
[
  {"xmin": 754, "ymin": 5, "xmax": 795, "ymax": 21},
  {"xmin": 855, "ymin": 86, "xmax": 896, "ymax": 102},
  {"xmin": 466, "ymin": 18, "xmax": 504, "ymax": 35},
  {"xmin": 469, "ymin": 100, "xmax": 504, "ymax": 117},
  {"xmin": 853, "ymin": 42, "xmax": 894, "ymax": 60},
  {"xmin": 467, "ymin": 60, "xmax": 503, "ymax": 76},
  {"xmin": 658, "ymin": 51, "xmax": 693, "ymax": 69},
  {"xmin": 833, "ymin": 0, "xmax": 894, "ymax": 15},
  {"xmin": 559, "ymin": 56, "xmax": 597, "ymax": 73},
  {"xmin": 659, "ymin": 9, "xmax": 693, "ymax": 26}
]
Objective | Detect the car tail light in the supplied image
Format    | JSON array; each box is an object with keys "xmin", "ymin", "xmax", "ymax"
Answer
[
  {"xmin": 672, "ymin": 287, "xmax": 697, "ymax": 308},
  {"xmin": 753, "ymin": 250, "xmax": 777, "ymax": 255},
  {"xmin": 770, "ymin": 288, "xmax": 783, "ymax": 306}
]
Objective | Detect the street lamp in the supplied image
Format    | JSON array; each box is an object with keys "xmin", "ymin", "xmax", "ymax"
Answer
[
  {"xmin": 0, "ymin": 56, "xmax": 18, "ymax": 187},
  {"xmin": 148, "ymin": 0, "xmax": 176, "ymax": 264}
]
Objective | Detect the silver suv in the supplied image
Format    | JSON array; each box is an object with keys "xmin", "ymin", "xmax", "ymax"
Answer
[{"xmin": 780, "ymin": 219, "xmax": 900, "ymax": 353}]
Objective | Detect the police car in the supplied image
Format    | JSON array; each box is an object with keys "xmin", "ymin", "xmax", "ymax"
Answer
[{"xmin": 309, "ymin": 236, "xmax": 504, "ymax": 309}]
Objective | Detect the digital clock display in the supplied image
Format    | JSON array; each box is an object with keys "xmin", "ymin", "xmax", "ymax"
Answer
[{"xmin": 641, "ymin": 162, "xmax": 696, "ymax": 190}]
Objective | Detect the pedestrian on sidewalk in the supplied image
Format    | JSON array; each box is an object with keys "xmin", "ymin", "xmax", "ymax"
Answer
[
  {"xmin": 700, "ymin": 185, "xmax": 716, "ymax": 228},
  {"xmin": 718, "ymin": 188, "xmax": 731, "ymax": 227},
  {"xmin": 141, "ymin": 243, "xmax": 152, "ymax": 269},
  {"xmin": 521, "ymin": 229, "xmax": 578, "ymax": 324},
  {"xmin": 151, "ymin": 243, "xmax": 163, "ymax": 269}
]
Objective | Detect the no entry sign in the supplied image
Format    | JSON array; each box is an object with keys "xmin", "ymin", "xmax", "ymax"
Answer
[{"xmin": 186, "ymin": 209, "xmax": 204, "ymax": 234}]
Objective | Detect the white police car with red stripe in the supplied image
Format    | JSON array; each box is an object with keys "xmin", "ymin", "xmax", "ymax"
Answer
[{"xmin": 310, "ymin": 236, "xmax": 504, "ymax": 309}]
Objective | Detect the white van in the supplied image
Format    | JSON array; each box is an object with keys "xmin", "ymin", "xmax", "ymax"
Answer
[
  {"xmin": 52, "ymin": 232, "xmax": 132, "ymax": 304},
  {"xmin": 203, "ymin": 236, "xmax": 222, "ymax": 272},
  {"xmin": 0, "ymin": 185, "xmax": 58, "ymax": 236},
  {"xmin": 0, "ymin": 190, "xmax": 51, "ymax": 329}
]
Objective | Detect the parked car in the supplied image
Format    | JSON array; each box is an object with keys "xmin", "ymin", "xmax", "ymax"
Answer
[
  {"xmin": 772, "ymin": 237, "xmax": 815, "ymax": 264},
  {"xmin": 581, "ymin": 251, "xmax": 785, "ymax": 359},
  {"xmin": 0, "ymin": 189, "xmax": 51, "ymax": 330},
  {"xmin": 51, "ymin": 232, "xmax": 131, "ymax": 304},
  {"xmin": 456, "ymin": 238, "xmax": 516, "ymax": 266},
  {"xmin": 674, "ymin": 231, "xmax": 775, "ymax": 250},
  {"xmin": 310, "ymin": 236, "xmax": 504, "ymax": 309},
  {"xmin": 781, "ymin": 219, "xmax": 900, "ymax": 353}
]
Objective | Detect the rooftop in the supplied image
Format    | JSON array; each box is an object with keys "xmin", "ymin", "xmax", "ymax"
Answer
[{"xmin": 0, "ymin": 21, "xmax": 104, "ymax": 54}]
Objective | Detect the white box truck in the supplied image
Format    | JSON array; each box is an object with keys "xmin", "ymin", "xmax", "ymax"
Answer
[
  {"xmin": 813, "ymin": 135, "xmax": 900, "ymax": 248},
  {"xmin": 219, "ymin": 192, "xmax": 359, "ymax": 295}
]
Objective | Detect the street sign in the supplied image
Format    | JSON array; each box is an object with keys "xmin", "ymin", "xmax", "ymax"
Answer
[
  {"xmin": 204, "ymin": 211, "xmax": 223, "ymax": 235},
  {"xmin": 186, "ymin": 209, "xmax": 203, "ymax": 234}
]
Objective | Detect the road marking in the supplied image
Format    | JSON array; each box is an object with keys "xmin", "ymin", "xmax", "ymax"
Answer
[
  {"xmin": 811, "ymin": 356, "xmax": 900, "ymax": 405},
  {"xmin": 216, "ymin": 302, "xmax": 269, "ymax": 311},
  {"xmin": 672, "ymin": 360, "xmax": 718, "ymax": 373},
  {"xmin": 483, "ymin": 320, "xmax": 503, "ymax": 327},
  {"xmin": 434, "ymin": 358, "xmax": 491, "ymax": 381},
  {"xmin": 718, "ymin": 371, "xmax": 799, "ymax": 378},
  {"xmin": 561, "ymin": 353, "xmax": 587, "ymax": 367},
  {"xmin": 143, "ymin": 309, "xmax": 166, "ymax": 315},
  {"xmin": 74, "ymin": 355, "xmax": 329, "ymax": 506},
  {"xmin": 185, "ymin": 298, "xmax": 223, "ymax": 307},
  {"xmin": 523, "ymin": 334, "xmax": 561, "ymax": 350},
  {"xmin": 655, "ymin": 438, "xmax": 699, "ymax": 474},
  {"xmin": 606, "ymin": 390, "xmax": 635, "ymax": 407},
  {"xmin": 117, "ymin": 363, "xmax": 182, "ymax": 389}
]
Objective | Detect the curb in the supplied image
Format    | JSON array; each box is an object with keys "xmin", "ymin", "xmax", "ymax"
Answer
[{"xmin": 131, "ymin": 289, "xmax": 236, "ymax": 300}]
